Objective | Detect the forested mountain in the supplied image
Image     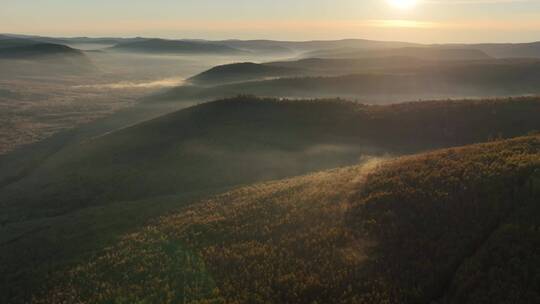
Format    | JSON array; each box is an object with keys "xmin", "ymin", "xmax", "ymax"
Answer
[
  {"xmin": 35, "ymin": 135, "xmax": 540, "ymax": 304},
  {"xmin": 2, "ymin": 96, "xmax": 540, "ymax": 303}
]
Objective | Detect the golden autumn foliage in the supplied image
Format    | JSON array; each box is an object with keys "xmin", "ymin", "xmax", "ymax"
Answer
[{"xmin": 36, "ymin": 136, "xmax": 540, "ymax": 304}]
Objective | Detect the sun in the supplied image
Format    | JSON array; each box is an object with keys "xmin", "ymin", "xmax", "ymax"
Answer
[{"xmin": 387, "ymin": 0, "xmax": 418, "ymax": 9}]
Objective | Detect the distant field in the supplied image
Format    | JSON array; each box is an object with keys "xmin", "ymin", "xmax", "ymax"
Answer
[
  {"xmin": 0, "ymin": 50, "xmax": 286, "ymax": 155},
  {"xmin": 0, "ymin": 78, "xmax": 141, "ymax": 155}
]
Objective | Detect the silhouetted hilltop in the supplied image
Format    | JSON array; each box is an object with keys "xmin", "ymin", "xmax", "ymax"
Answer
[
  {"xmin": 0, "ymin": 35, "xmax": 41, "ymax": 49},
  {"xmin": 188, "ymin": 57, "xmax": 434, "ymax": 86},
  {"xmin": 0, "ymin": 43, "xmax": 95, "ymax": 76},
  {"xmin": 3, "ymin": 96, "xmax": 540, "ymax": 226},
  {"xmin": 188, "ymin": 62, "xmax": 302, "ymax": 85},
  {"xmin": 0, "ymin": 43, "xmax": 84, "ymax": 59},
  {"xmin": 4, "ymin": 34, "xmax": 540, "ymax": 58}
]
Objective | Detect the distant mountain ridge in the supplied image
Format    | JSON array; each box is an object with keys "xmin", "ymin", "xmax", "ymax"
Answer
[
  {"xmin": 158, "ymin": 58, "xmax": 540, "ymax": 103},
  {"xmin": 109, "ymin": 38, "xmax": 246, "ymax": 55},
  {"xmin": 4, "ymin": 34, "xmax": 540, "ymax": 58},
  {"xmin": 304, "ymin": 46, "xmax": 492, "ymax": 61},
  {"xmin": 0, "ymin": 43, "xmax": 84, "ymax": 59},
  {"xmin": 187, "ymin": 54, "xmax": 515, "ymax": 86},
  {"xmin": 216, "ymin": 38, "xmax": 419, "ymax": 54},
  {"xmin": 0, "ymin": 35, "xmax": 43, "ymax": 49}
]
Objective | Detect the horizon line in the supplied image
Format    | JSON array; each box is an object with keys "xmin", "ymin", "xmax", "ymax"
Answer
[{"xmin": 3, "ymin": 32, "xmax": 540, "ymax": 45}]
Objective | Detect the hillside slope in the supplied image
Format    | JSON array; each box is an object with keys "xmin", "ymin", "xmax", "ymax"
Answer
[
  {"xmin": 2, "ymin": 96, "xmax": 540, "ymax": 303},
  {"xmin": 4, "ymin": 96, "xmax": 540, "ymax": 220},
  {"xmin": 36, "ymin": 135, "xmax": 540, "ymax": 304}
]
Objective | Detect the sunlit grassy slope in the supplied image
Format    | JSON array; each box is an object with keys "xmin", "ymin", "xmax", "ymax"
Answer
[{"xmin": 37, "ymin": 135, "xmax": 540, "ymax": 304}]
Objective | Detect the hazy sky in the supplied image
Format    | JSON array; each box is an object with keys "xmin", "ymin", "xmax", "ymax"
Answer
[{"xmin": 2, "ymin": 0, "xmax": 540, "ymax": 43}]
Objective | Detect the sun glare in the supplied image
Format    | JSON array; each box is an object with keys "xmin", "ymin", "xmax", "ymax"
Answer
[{"xmin": 387, "ymin": 0, "xmax": 418, "ymax": 9}]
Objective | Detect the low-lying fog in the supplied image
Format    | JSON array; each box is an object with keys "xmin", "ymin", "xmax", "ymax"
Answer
[{"xmin": 0, "ymin": 46, "xmax": 292, "ymax": 155}]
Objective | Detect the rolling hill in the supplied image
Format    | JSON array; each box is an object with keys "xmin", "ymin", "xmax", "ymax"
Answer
[
  {"xmin": 266, "ymin": 56, "xmax": 429, "ymax": 72},
  {"xmin": 4, "ymin": 96, "xmax": 540, "ymax": 220},
  {"xmin": 34, "ymin": 135, "xmax": 540, "ymax": 304},
  {"xmin": 2, "ymin": 96, "xmax": 540, "ymax": 303},
  {"xmin": 0, "ymin": 43, "xmax": 85, "ymax": 59},
  {"xmin": 4, "ymin": 35, "xmax": 540, "ymax": 58},
  {"xmin": 0, "ymin": 43, "xmax": 96, "ymax": 76},
  {"xmin": 187, "ymin": 62, "xmax": 302, "ymax": 86},
  {"xmin": 187, "ymin": 57, "xmax": 431, "ymax": 86},
  {"xmin": 0, "ymin": 35, "xmax": 42, "ymax": 49},
  {"xmin": 109, "ymin": 38, "xmax": 246, "ymax": 55},
  {"xmin": 189, "ymin": 56, "xmax": 537, "ymax": 87},
  {"xmin": 157, "ymin": 60, "xmax": 540, "ymax": 103}
]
